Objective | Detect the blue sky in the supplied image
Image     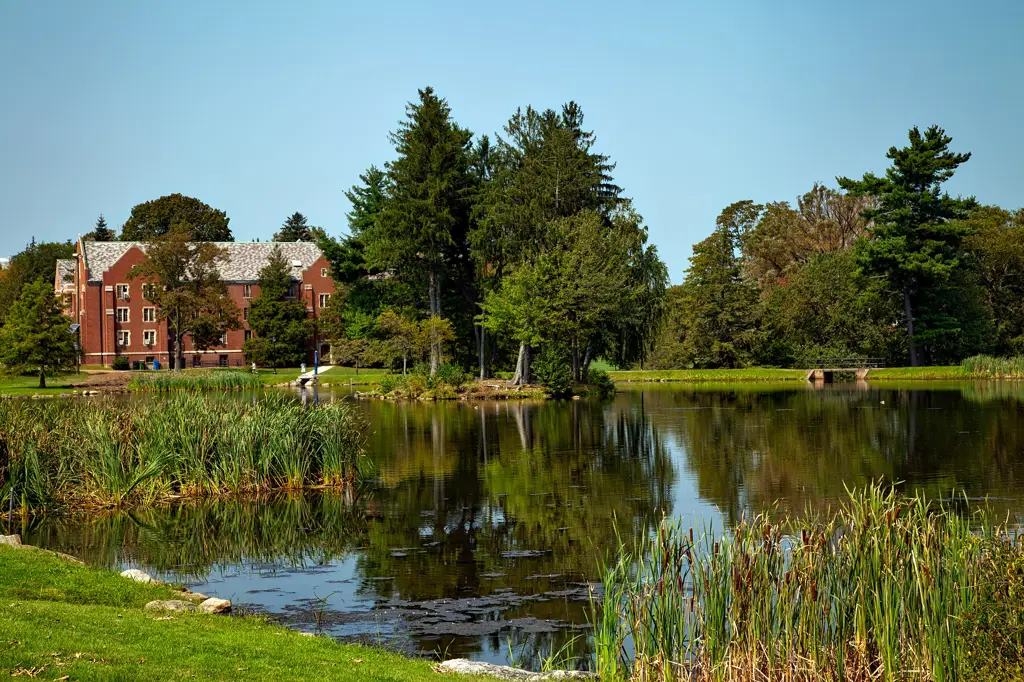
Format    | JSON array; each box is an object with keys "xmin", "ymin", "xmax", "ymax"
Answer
[{"xmin": 1, "ymin": 0, "xmax": 1021, "ymax": 282}]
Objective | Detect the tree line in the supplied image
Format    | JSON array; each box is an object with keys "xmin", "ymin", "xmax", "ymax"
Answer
[{"xmin": 650, "ymin": 126, "xmax": 1024, "ymax": 369}]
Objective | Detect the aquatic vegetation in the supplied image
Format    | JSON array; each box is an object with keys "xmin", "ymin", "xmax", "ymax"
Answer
[
  {"xmin": 127, "ymin": 369, "xmax": 264, "ymax": 391},
  {"xmin": 593, "ymin": 484, "xmax": 1024, "ymax": 681},
  {"xmin": 960, "ymin": 354, "xmax": 1024, "ymax": 378},
  {"xmin": 0, "ymin": 393, "xmax": 365, "ymax": 513}
]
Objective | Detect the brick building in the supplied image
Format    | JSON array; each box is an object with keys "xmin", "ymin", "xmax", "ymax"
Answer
[{"xmin": 58, "ymin": 238, "xmax": 337, "ymax": 368}]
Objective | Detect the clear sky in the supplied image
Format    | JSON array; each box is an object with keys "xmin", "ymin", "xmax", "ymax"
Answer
[{"xmin": 1, "ymin": 0, "xmax": 1021, "ymax": 282}]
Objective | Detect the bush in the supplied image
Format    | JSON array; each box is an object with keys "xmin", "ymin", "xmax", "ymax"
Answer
[
  {"xmin": 111, "ymin": 356, "xmax": 130, "ymax": 370},
  {"xmin": 378, "ymin": 373, "xmax": 410, "ymax": 394},
  {"xmin": 534, "ymin": 345, "xmax": 574, "ymax": 398},
  {"xmin": 436, "ymin": 363, "xmax": 468, "ymax": 387},
  {"xmin": 586, "ymin": 368, "xmax": 616, "ymax": 396}
]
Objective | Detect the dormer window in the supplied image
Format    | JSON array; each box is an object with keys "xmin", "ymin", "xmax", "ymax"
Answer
[{"xmin": 243, "ymin": 284, "xmax": 252, "ymax": 299}]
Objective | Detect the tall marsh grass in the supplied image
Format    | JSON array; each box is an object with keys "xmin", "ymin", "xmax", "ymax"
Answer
[
  {"xmin": 128, "ymin": 370, "xmax": 263, "ymax": 392},
  {"xmin": 594, "ymin": 484, "xmax": 1024, "ymax": 681},
  {"xmin": 960, "ymin": 354, "xmax": 1024, "ymax": 378},
  {"xmin": 0, "ymin": 393, "xmax": 365, "ymax": 513}
]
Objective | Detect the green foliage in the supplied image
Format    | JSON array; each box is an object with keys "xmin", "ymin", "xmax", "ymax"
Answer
[
  {"xmin": 128, "ymin": 369, "xmax": 262, "ymax": 391},
  {"xmin": 243, "ymin": 246, "xmax": 311, "ymax": 368},
  {"xmin": 839, "ymin": 125, "xmax": 976, "ymax": 365},
  {"xmin": 84, "ymin": 214, "xmax": 117, "ymax": 241},
  {"xmin": 963, "ymin": 206, "xmax": 1024, "ymax": 355},
  {"xmin": 0, "ymin": 238, "xmax": 75, "ymax": 327},
  {"xmin": 129, "ymin": 228, "xmax": 241, "ymax": 367},
  {"xmin": 960, "ymin": 354, "xmax": 1024, "ymax": 378},
  {"xmin": 585, "ymin": 368, "xmax": 615, "ymax": 395},
  {"xmin": 435, "ymin": 362, "xmax": 468, "ymax": 387},
  {"xmin": 533, "ymin": 344, "xmax": 574, "ymax": 398},
  {"xmin": 111, "ymin": 356, "xmax": 130, "ymax": 370},
  {"xmin": 120, "ymin": 193, "xmax": 232, "ymax": 241},
  {"xmin": 273, "ymin": 211, "xmax": 312, "ymax": 242},
  {"xmin": 0, "ymin": 279, "xmax": 79, "ymax": 387},
  {"xmin": 595, "ymin": 484, "xmax": 1024, "ymax": 680},
  {"xmin": 0, "ymin": 393, "xmax": 365, "ymax": 512}
]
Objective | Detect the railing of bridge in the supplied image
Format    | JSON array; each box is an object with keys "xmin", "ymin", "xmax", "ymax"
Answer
[{"xmin": 810, "ymin": 358, "xmax": 887, "ymax": 369}]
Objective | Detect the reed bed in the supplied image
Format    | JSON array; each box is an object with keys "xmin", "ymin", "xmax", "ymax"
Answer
[
  {"xmin": 0, "ymin": 393, "xmax": 366, "ymax": 513},
  {"xmin": 127, "ymin": 370, "xmax": 264, "ymax": 392},
  {"xmin": 593, "ymin": 484, "xmax": 1024, "ymax": 681},
  {"xmin": 960, "ymin": 355, "xmax": 1024, "ymax": 379}
]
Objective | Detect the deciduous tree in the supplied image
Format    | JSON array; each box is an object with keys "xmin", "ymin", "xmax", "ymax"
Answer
[
  {"xmin": 121, "ymin": 194, "xmax": 233, "ymax": 241},
  {"xmin": 128, "ymin": 228, "xmax": 240, "ymax": 370}
]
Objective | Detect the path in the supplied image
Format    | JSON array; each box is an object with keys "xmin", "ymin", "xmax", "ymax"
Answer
[{"xmin": 295, "ymin": 365, "xmax": 333, "ymax": 387}]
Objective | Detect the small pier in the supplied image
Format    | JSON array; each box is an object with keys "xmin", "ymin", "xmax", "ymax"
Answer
[
  {"xmin": 295, "ymin": 365, "xmax": 333, "ymax": 387},
  {"xmin": 806, "ymin": 358, "xmax": 885, "ymax": 383}
]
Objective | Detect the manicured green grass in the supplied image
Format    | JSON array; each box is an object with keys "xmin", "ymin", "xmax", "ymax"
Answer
[
  {"xmin": 0, "ymin": 546, "xmax": 486, "ymax": 681},
  {"xmin": 0, "ymin": 373, "xmax": 93, "ymax": 396},
  {"xmin": 867, "ymin": 365, "xmax": 968, "ymax": 380},
  {"xmin": 609, "ymin": 368, "xmax": 809, "ymax": 382}
]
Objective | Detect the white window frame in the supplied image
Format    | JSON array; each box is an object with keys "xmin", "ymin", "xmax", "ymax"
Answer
[
  {"xmin": 117, "ymin": 330, "xmax": 131, "ymax": 347},
  {"xmin": 116, "ymin": 307, "xmax": 130, "ymax": 322},
  {"xmin": 115, "ymin": 284, "xmax": 129, "ymax": 300},
  {"xmin": 243, "ymin": 307, "xmax": 249, "ymax": 321},
  {"xmin": 218, "ymin": 333, "xmax": 227, "ymax": 346},
  {"xmin": 318, "ymin": 293, "xmax": 331, "ymax": 308},
  {"xmin": 321, "ymin": 267, "xmax": 328, "ymax": 278},
  {"xmin": 143, "ymin": 307, "xmax": 156, "ymax": 323},
  {"xmin": 142, "ymin": 329, "xmax": 157, "ymax": 346},
  {"xmin": 243, "ymin": 284, "xmax": 252, "ymax": 299}
]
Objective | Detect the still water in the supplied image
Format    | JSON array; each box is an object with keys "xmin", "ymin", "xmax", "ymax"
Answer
[{"xmin": 25, "ymin": 382, "xmax": 1024, "ymax": 668}]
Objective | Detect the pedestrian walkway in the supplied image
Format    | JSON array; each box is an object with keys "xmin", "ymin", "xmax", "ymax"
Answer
[{"xmin": 294, "ymin": 365, "xmax": 333, "ymax": 387}]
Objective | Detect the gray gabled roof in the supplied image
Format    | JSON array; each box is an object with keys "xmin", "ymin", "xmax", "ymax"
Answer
[
  {"xmin": 56, "ymin": 259, "xmax": 75, "ymax": 287},
  {"xmin": 81, "ymin": 241, "xmax": 323, "ymax": 283}
]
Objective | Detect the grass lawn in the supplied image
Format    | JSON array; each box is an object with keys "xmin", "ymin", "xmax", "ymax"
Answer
[
  {"xmin": 0, "ymin": 545, "xmax": 486, "ymax": 681},
  {"xmin": 867, "ymin": 365, "xmax": 970, "ymax": 380},
  {"xmin": 0, "ymin": 373, "xmax": 93, "ymax": 396},
  {"xmin": 609, "ymin": 368, "xmax": 810, "ymax": 382}
]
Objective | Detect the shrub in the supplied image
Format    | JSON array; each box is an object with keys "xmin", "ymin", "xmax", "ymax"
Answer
[
  {"xmin": 962, "ymin": 354, "xmax": 1024, "ymax": 377},
  {"xmin": 534, "ymin": 345, "xmax": 574, "ymax": 398},
  {"xmin": 436, "ymin": 363, "xmax": 468, "ymax": 387},
  {"xmin": 111, "ymin": 356, "xmax": 130, "ymax": 370},
  {"xmin": 586, "ymin": 368, "xmax": 616, "ymax": 396}
]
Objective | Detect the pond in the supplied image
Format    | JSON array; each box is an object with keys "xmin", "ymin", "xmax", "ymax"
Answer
[{"xmin": 22, "ymin": 381, "xmax": 1024, "ymax": 669}]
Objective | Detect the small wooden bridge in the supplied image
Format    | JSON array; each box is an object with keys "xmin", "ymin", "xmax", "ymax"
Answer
[{"xmin": 806, "ymin": 358, "xmax": 886, "ymax": 383}]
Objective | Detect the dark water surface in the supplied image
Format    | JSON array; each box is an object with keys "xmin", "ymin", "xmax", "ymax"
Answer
[{"xmin": 24, "ymin": 382, "xmax": 1024, "ymax": 668}]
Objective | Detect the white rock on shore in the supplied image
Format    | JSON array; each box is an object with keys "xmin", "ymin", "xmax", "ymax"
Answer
[
  {"xmin": 1, "ymin": 534, "xmax": 23, "ymax": 548},
  {"xmin": 144, "ymin": 599, "xmax": 197, "ymax": 612},
  {"xmin": 121, "ymin": 568, "xmax": 155, "ymax": 583},
  {"xmin": 435, "ymin": 659, "xmax": 596, "ymax": 680},
  {"xmin": 199, "ymin": 597, "xmax": 232, "ymax": 614}
]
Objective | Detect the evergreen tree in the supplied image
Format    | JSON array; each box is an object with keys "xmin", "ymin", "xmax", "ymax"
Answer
[
  {"xmin": 838, "ymin": 126, "xmax": 976, "ymax": 366},
  {"xmin": 362, "ymin": 87, "xmax": 475, "ymax": 375},
  {"xmin": 121, "ymin": 193, "xmax": 233, "ymax": 241},
  {"xmin": 273, "ymin": 212, "xmax": 312, "ymax": 242},
  {"xmin": 0, "ymin": 279, "xmax": 79, "ymax": 387},
  {"xmin": 86, "ymin": 214, "xmax": 117, "ymax": 241},
  {"xmin": 243, "ymin": 246, "xmax": 311, "ymax": 369},
  {"xmin": 676, "ymin": 204, "xmax": 759, "ymax": 368}
]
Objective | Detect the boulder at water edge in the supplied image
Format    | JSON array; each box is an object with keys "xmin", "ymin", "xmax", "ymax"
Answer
[
  {"xmin": 199, "ymin": 597, "xmax": 232, "ymax": 614},
  {"xmin": 435, "ymin": 659, "xmax": 596, "ymax": 680},
  {"xmin": 0, "ymin": 534, "xmax": 22, "ymax": 548},
  {"xmin": 120, "ymin": 568, "xmax": 154, "ymax": 583}
]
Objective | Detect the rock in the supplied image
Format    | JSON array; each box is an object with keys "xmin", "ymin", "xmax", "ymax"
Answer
[
  {"xmin": 144, "ymin": 600, "xmax": 196, "ymax": 612},
  {"xmin": 55, "ymin": 552, "xmax": 84, "ymax": 565},
  {"xmin": 172, "ymin": 590, "xmax": 207, "ymax": 603},
  {"xmin": 121, "ymin": 568, "xmax": 155, "ymax": 583},
  {"xmin": 434, "ymin": 659, "xmax": 596, "ymax": 680},
  {"xmin": 199, "ymin": 597, "xmax": 232, "ymax": 614},
  {"xmin": 0, "ymin": 534, "xmax": 23, "ymax": 548}
]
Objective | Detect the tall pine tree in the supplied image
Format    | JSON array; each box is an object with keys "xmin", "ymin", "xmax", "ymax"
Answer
[
  {"xmin": 87, "ymin": 214, "xmax": 116, "ymax": 241},
  {"xmin": 273, "ymin": 212, "xmax": 312, "ymax": 242},
  {"xmin": 838, "ymin": 126, "xmax": 975, "ymax": 366}
]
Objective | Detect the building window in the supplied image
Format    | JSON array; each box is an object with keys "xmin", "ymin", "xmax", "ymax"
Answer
[
  {"xmin": 243, "ymin": 284, "xmax": 252, "ymax": 299},
  {"xmin": 116, "ymin": 307, "xmax": 130, "ymax": 322},
  {"xmin": 192, "ymin": 355, "xmax": 202, "ymax": 368},
  {"xmin": 143, "ymin": 307, "xmax": 156, "ymax": 322},
  {"xmin": 244, "ymin": 329, "xmax": 252, "ymax": 341},
  {"xmin": 243, "ymin": 307, "xmax": 249, "ymax": 321},
  {"xmin": 143, "ymin": 329, "xmax": 157, "ymax": 346},
  {"xmin": 321, "ymin": 267, "xmax": 328, "ymax": 278},
  {"xmin": 145, "ymin": 356, "xmax": 154, "ymax": 364},
  {"xmin": 219, "ymin": 333, "xmax": 227, "ymax": 346},
  {"xmin": 287, "ymin": 283, "xmax": 297, "ymax": 298},
  {"xmin": 318, "ymin": 293, "xmax": 331, "ymax": 308},
  {"xmin": 117, "ymin": 330, "xmax": 130, "ymax": 347},
  {"xmin": 218, "ymin": 355, "xmax": 228, "ymax": 368},
  {"xmin": 142, "ymin": 283, "xmax": 156, "ymax": 300},
  {"xmin": 115, "ymin": 284, "xmax": 129, "ymax": 300}
]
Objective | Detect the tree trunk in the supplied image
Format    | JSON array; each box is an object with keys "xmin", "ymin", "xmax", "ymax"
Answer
[
  {"xmin": 175, "ymin": 332, "xmax": 184, "ymax": 372},
  {"xmin": 581, "ymin": 341, "xmax": 592, "ymax": 381},
  {"xmin": 428, "ymin": 268, "xmax": 440, "ymax": 376},
  {"xmin": 477, "ymin": 322, "xmax": 486, "ymax": 381},
  {"xmin": 572, "ymin": 337, "xmax": 580, "ymax": 384},
  {"xmin": 510, "ymin": 343, "xmax": 531, "ymax": 386},
  {"xmin": 38, "ymin": 368, "xmax": 45, "ymax": 389},
  {"xmin": 403, "ymin": 354, "xmax": 407, "ymax": 376},
  {"xmin": 903, "ymin": 284, "xmax": 919, "ymax": 367}
]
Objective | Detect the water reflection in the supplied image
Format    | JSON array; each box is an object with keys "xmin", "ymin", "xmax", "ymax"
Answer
[{"xmin": 23, "ymin": 382, "xmax": 1024, "ymax": 667}]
